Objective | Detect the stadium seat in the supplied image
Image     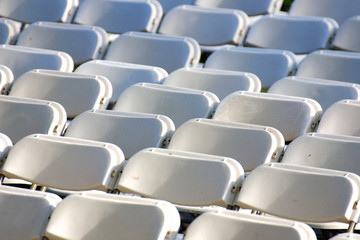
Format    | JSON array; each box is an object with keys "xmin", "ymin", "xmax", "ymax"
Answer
[
  {"xmin": 332, "ymin": 16, "xmax": 360, "ymax": 52},
  {"xmin": 0, "ymin": 132, "xmax": 11, "ymax": 160},
  {"xmin": 158, "ymin": 0, "xmax": 195, "ymax": 14},
  {"xmin": 330, "ymin": 233, "xmax": 360, "ymax": 240},
  {"xmin": 0, "ymin": 65, "xmax": 13, "ymax": 94},
  {"xmin": 0, "ymin": 18, "xmax": 21, "ymax": 45}
]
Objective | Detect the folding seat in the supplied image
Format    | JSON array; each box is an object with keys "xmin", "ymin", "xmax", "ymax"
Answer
[
  {"xmin": 296, "ymin": 50, "xmax": 360, "ymax": 84},
  {"xmin": 332, "ymin": 16, "xmax": 360, "ymax": 52},
  {"xmin": 163, "ymin": 67, "xmax": 261, "ymax": 100},
  {"xmin": 65, "ymin": 110, "xmax": 175, "ymax": 159},
  {"xmin": 158, "ymin": 5, "xmax": 249, "ymax": 50},
  {"xmin": 289, "ymin": 0, "xmax": 360, "ymax": 25},
  {"xmin": 75, "ymin": 60, "xmax": 168, "ymax": 104},
  {"xmin": 0, "ymin": 0, "xmax": 78, "ymax": 24},
  {"xmin": 17, "ymin": 21, "xmax": 108, "ymax": 65},
  {"xmin": 0, "ymin": 185, "xmax": 62, "ymax": 240},
  {"xmin": 44, "ymin": 192, "xmax": 180, "ymax": 240},
  {"xmin": 158, "ymin": 0, "xmax": 195, "ymax": 14},
  {"xmin": 204, "ymin": 47, "xmax": 297, "ymax": 89},
  {"xmin": 168, "ymin": 118, "xmax": 284, "ymax": 172},
  {"xmin": 213, "ymin": 91, "xmax": 322, "ymax": 141},
  {"xmin": 0, "ymin": 45, "xmax": 73, "ymax": 79},
  {"xmin": 104, "ymin": 32, "xmax": 201, "ymax": 73},
  {"xmin": 268, "ymin": 76, "xmax": 360, "ymax": 111},
  {"xmin": 0, "ymin": 18, "xmax": 21, "ymax": 45},
  {"xmin": 244, "ymin": 15, "xmax": 338, "ymax": 55},
  {"xmin": 330, "ymin": 233, "xmax": 360, "ymax": 240},
  {"xmin": 183, "ymin": 210, "xmax": 317, "ymax": 240},
  {"xmin": 0, "ymin": 95, "xmax": 66, "ymax": 143},
  {"xmin": 1, "ymin": 134, "xmax": 124, "ymax": 192},
  {"xmin": 113, "ymin": 83, "xmax": 219, "ymax": 127},
  {"xmin": 8, "ymin": 70, "xmax": 112, "ymax": 119},
  {"xmin": 74, "ymin": 0, "xmax": 163, "ymax": 37},
  {"xmin": 316, "ymin": 100, "xmax": 360, "ymax": 137},
  {"xmin": 115, "ymin": 148, "xmax": 244, "ymax": 208},
  {"xmin": 0, "ymin": 65, "xmax": 13, "ymax": 94}
]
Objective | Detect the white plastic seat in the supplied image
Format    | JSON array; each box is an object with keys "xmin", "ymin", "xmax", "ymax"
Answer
[
  {"xmin": 184, "ymin": 210, "xmax": 317, "ymax": 240},
  {"xmin": 158, "ymin": 0, "xmax": 195, "ymax": 14},
  {"xmin": 0, "ymin": 133, "xmax": 11, "ymax": 161},
  {"xmin": 168, "ymin": 118, "xmax": 284, "ymax": 172},
  {"xmin": 116, "ymin": 148, "xmax": 244, "ymax": 207},
  {"xmin": 1, "ymin": 134, "xmax": 124, "ymax": 191},
  {"xmin": 74, "ymin": 0, "xmax": 163, "ymax": 35},
  {"xmin": 17, "ymin": 21, "xmax": 108, "ymax": 65},
  {"xmin": 163, "ymin": 67, "xmax": 261, "ymax": 100},
  {"xmin": 158, "ymin": 5, "xmax": 249, "ymax": 47},
  {"xmin": 9, "ymin": 70, "xmax": 112, "ymax": 118},
  {"xmin": 332, "ymin": 16, "xmax": 360, "ymax": 52},
  {"xmin": 213, "ymin": 91, "xmax": 322, "ymax": 141},
  {"xmin": 114, "ymin": 83, "xmax": 219, "ymax": 127},
  {"xmin": 0, "ymin": 95, "xmax": 66, "ymax": 143},
  {"xmin": 268, "ymin": 76, "xmax": 360, "ymax": 111},
  {"xmin": 0, "ymin": 45, "xmax": 73, "ymax": 79},
  {"xmin": 44, "ymin": 192, "xmax": 180, "ymax": 240},
  {"xmin": 104, "ymin": 32, "xmax": 200, "ymax": 73},
  {"xmin": 204, "ymin": 47, "xmax": 297, "ymax": 89},
  {"xmin": 296, "ymin": 50, "xmax": 360, "ymax": 84},
  {"xmin": 65, "ymin": 110, "xmax": 175, "ymax": 159},
  {"xmin": 0, "ymin": 185, "xmax": 61, "ymax": 240},
  {"xmin": 75, "ymin": 60, "xmax": 168, "ymax": 103},
  {"xmin": 330, "ymin": 233, "xmax": 360, "ymax": 240},
  {"xmin": 244, "ymin": 15, "xmax": 338, "ymax": 54},
  {"xmin": 0, "ymin": 0, "xmax": 78, "ymax": 24},
  {"xmin": 0, "ymin": 65, "xmax": 13, "ymax": 94},
  {"xmin": 317, "ymin": 100, "xmax": 360, "ymax": 137},
  {"xmin": 0, "ymin": 18, "xmax": 21, "ymax": 45}
]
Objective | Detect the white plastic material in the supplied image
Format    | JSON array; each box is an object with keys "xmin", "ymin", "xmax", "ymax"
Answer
[
  {"xmin": 0, "ymin": 18, "xmax": 21, "ymax": 44},
  {"xmin": 0, "ymin": 65, "xmax": 13, "ymax": 94},
  {"xmin": 158, "ymin": 0, "xmax": 195, "ymax": 13},
  {"xmin": 330, "ymin": 233, "xmax": 360, "ymax": 240},
  {"xmin": 332, "ymin": 16, "xmax": 360, "ymax": 52}
]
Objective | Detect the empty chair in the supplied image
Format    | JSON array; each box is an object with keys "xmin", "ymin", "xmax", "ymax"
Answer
[
  {"xmin": 158, "ymin": 5, "xmax": 249, "ymax": 48},
  {"xmin": 0, "ymin": 45, "xmax": 73, "ymax": 79},
  {"xmin": 9, "ymin": 70, "xmax": 112, "ymax": 118},
  {"xmin": 204, "ymin": 47, "xmax": 297, "ymax": 89},
  {"xmin": 213, "ymin": 91, "xmax": 322, "ymax": 141},
  {"xmin": 296, "ymin": 50, "xmax": 360, "ymax": 84},
  {"xmin": 168, "ymin": 118, "xmax": 284, "ymax": 172},
  {"xmin": 75, "ymin": 60, "xmax": 168, "ymax": 103},
  {"xmin": 17, "ymin": 21, "xmax": 108, "ymax": 65},
  {"xmin": 1, "ymin": 134, "xmax": 124, "ymax": 192},
  {"xmin": 184, "ymin": 210, "xmax": 317, "ymax": 240},
  {"xmin": 0, "ymin": 65, "xmax": 13, "ymax": 94},
  {"xmin": 0, "ymin": 185, "xmax": 62, "ymax": 240},
  {"xmin": 115, "ymin": 148, "xmax": 244, "ymax": 208},
  {"xmin": 0, "ymin": 95, "xmax": 66, "ymax": 143},
  {"xmin": 268, "ymin": 76, "xmax": 360, "ymax": 111},
  {"xmin": 44, "ymin": 192, "xmax": 180, "ymax": 240},
  {"xmin": 104, "ymin": 32, "xmax": 200, "ymax": 73},
  {"xmin": 317, "ymin": 100, "xmax": 360, "ymax": 137},
  {"xmin": 65, "ymin": 110, "xmax": 175, "ymax": 159},
  {"xmin": 114, "ymin": 83, "xmax": 219, "ymax": 127},
  {"xmin": 158, "ymin": 0, "xmax": 195, "ymax": 14},
  {"xmin": 244, "ymin": 15, "xmax": 338, "ymax": 54},
  {"xmin": 0, "ymin": 18, "xmax": 21, "ymax": 45},
  {"xmin": 332, "ymin": 16, "xmax": 360, "ymax": 52},
  {"xmin": 163, "ymin": 67, "xmax": 261, "ymax": 100}
]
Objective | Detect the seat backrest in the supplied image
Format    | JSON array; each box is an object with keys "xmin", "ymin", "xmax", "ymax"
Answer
[
  {"xmin": 17, "ymin": 21, "xmax": 108, "ymax": 65},
  {"xmin": 0, "ymin": 95, "xmax": 66, "ymax": 143},
  {"xmin": 44, "ymin": 192, "xmax": 180, "ymax": 240},
  {"xmin": 158, "ymin": 0, "xmax": 195, "ymax": 14},
  {"xmin": 104, "ymin": 32, "xmax": 200, "ymax": 73},
  {"xmin": 65, "ymin": 110, "xmax": 175, "ymax": 159},
  {"xmin": 268, "ymin": 76, "xmax": 360, "ymax": 111},
  {"xmin": 0, "ymin": 45, "xmax": 73, "ymax": 79},
  {"xmin": 158, "ymin": 5, "xmax": 249, "ymax": 46},
  {"xmin": 2, "ymin": 134, "xmax": 124, "ymax": 191},
  {"xmin": 168, "ymin": 118, "xmax": 284, "ymax": 172},
  {"xmin": 289, "ymin": 0, "xmax": 360, "ymax": 25},
  {"xmin": 329, "ymin": 233, "xmax": 360, "ymax": 240},
  {"xmin": 317, "ymin": 100, "xmax": 360, "ymax": 137},
  {"xmin": 75, "ymin": 60, "xmax": 168, "ymax": 103},
  {"xmin": 213, "ymin": 91, "xmax": 322, "ymax": 141},
  {"xmin": 332, "ymin": 16, "xmax": 360, "ymax": 52},
  {"xmin": 236, "ymin": 163, "xmax": 360, "ymax": 224},
  {"xmin": 184, "ymin": 209, "xmax": 317, "ymax": 240},
  {"xmin": 296, "ymin": 50, "xmax": 360, "ymax": 84},
  {"xmin": 9, "ymin": 69, "xmax": 112, "ymax": 118},
  {"xmin": 0, "ymin": 65, "xmax": 13, "ymax": 94},
  {"xmin": 0, "ymin": 18, "xmax": 21, "ymax": 45},
  {"xmin": 163, "ymin": 67, "xmax": 261, "ymax": 100},
  {"xmin": 244, "ymin": 15, "xmax": 338, "ymax": 54},
  {"xmin": 114, "ymin": 83, "xmax": 219, "ymax": 127},
  {"xmin": 204, "ymin": 47, "xmax": 297, "ymax": 89},
  {"xmin": 0, "ymin": 0, "xmax": 78, "ymax": 24},
  {"xmin": 0, "ymin": 133, "xmax": 11, "ymax": 161},
  {"xmin": 74, "ymin": 0, "xmax": 162, "ymax": 34},
  {"xmin": 0, "ymin": 185, "xmax": 61, "ymax": 240}
]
